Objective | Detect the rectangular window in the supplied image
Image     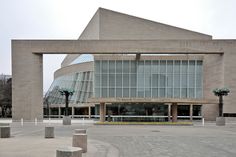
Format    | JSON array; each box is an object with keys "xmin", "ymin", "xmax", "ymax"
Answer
[
  {"xmin": 145, "ymin": 88, "xmax": 151, "ymax": 97},
  {"xmin": 95, "ymin": 60, "xmax": 100, "ymax": 74},
  {"xmin": 130, "ymin": 88, "xmax": 136, "ymax": 97},
  {"xmin": 159, "ymin": 88, "xmax": 166, "ymax": 97},
  {"xmin": 116, "ymin": 74, "xmax": 122, "ymax": 87},
  {"xmin": 160, "ymin": 60, "xmax": 166, "ymax": 73},
  {"xmin": 152, "ymin": 74, "xmax": 158, "ymax": 87},
  {"xmin": 116, "ymin": 61, "xmax": 122, "ymax": 73},
  {"xmin": 174, "ymin": 60, "xmax": 180, "ymax": 73},
  {"xmin": 116, "ymin": 88, "xmax": 122, "ymax": 97},
  {"xmin": 102, "ymin": 74, "xmax": 108, "ymax": 87},
  {"xmin": 102, "ymin": 88, "xmax": 107, "ymax": 97},
  {"xmin": 189, "ymin": 60, "xmax": 195, "ymax": 74},
  {"xmin": 160, "ymin": 74, "xmax": 166, "ymax": 87},
  {"xmin": 109, "ymin": 74, "xmax": 115, "ymax": 87},
  {"xmin": 174, "ymin": 88, "xmax": 180, "ymax": 98},
  {"xmin": 123, "ymin": 61, "xmax": 130, "ymax": 73},
  {"xmin": 95, "ymin": 74, "xmax": 100, "ymax": 87},
  {"xmin": 181, "ymin": 61, "xmax": 188, "ymax": 74},
  {"xmin": 137, "ymin": 61, "xmax": 144, "ymax": 73},
  {"xmin": 167, "ymin": 60, "xmax": 173, "ymax": 73},
  {"xmin": 167, "ymin": 74, "xmax": 173, "ymax": 87},
  {"xmin": 145, "ymin": 61, "xmax": 151, "ymax": 74},
  {"xmin": 130, "ymin": 61, "xmax": 136, "ymax": 73},
  {"xmin": 102, "ymin": 60, "xmax": 108, "ymax": 73},
  {"xmin": 109, "ymin": 61, "xmax": 115, "ymax": 73},
  {"xmin": 123, "ymin": 74, "xmax": 129, "ymax": 87},
  {"xmin": 137, "ymin": 88, "xmax": 144, "ymax": 97},
  {"xmin": 130, "ymin": 74, "xmax": 137, "ymax": 87},
  {"xmin": 152, "ymin": 88, "xmax": 158, "ymax": 98},
  {"xmin": 152, "ymin": 60, "xmax": 159, "ymax": 74},
  {"xmin": 123, "ymin": 88, "xmax": 129, "ymax": 97}
]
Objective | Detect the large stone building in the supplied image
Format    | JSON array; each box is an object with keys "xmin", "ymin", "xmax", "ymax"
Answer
[{"xmin": 12, "ymin": 8, "xmax": 236, "ymax": 122}]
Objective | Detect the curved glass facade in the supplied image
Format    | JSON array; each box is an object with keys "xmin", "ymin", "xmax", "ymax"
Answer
[
  {"xmin": 94, "ymin": 60, "xmax": 203, "ymax": 98},
  {"xmin": 44, "ymin": 71, "xmax": 93, "ymax": 106},
  {"xmin": 70, "ymin": 54, "xmax": 94, "ymax": 65}
]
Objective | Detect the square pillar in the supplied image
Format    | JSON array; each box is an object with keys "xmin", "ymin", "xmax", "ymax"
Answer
[
  {"xmin": 168, "ymin": 104, "xmax": 171, "ymax": 122},
  {"xmin": 12, "ymin": 42, "xmax": 43, "ymax": 121},
  {"xmin": 72, "ymin": 107, "xmax": 74, "ymax": 118},
  {"xmin": 171, "ymin": 103, "xmax": 178, "ymax": 122},
  {"xmin": 88, "ymin": 106, "xmax": 91, "ymax": 119},
  {"xmin": 190, "ymin": 104, "xmax": 193, "ymax": 121},
  {"xmin": 100, "ymin": 103, "xmax": 105, "ymax": 122},
  {"xmin": 59, "ymin": 107, "xmax": 61, "ymax": 118}
]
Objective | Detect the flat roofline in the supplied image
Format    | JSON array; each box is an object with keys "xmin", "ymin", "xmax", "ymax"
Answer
[{"xmin": 12, "ymin": 40, "xmax": 225, "ymax": 54}]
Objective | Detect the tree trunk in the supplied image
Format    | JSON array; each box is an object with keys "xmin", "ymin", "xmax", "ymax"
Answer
[
  {"xmin": 65, "ymin": 94, "xmax": 69, "ymax": 116},
  {"xmin": 219, "ymin": 95, "xmax": 223, "ymax": 117}
]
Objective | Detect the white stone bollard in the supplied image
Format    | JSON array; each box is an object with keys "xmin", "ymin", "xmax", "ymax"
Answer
[
  {"xmin": 45, "ymin": 126, "xmax": 54, "ymax": 138},
  {"xmin": 74, "ymin": 129, "xmax": 86, "ymax": 134},
  {"xmin": 56, "ymin": 146, "xmax": 82, "ymax": 157},
  {"xmin": 0, "ymin": 126, "xmax": 10, "ymax": 138},
  {"xmin": 35, "ymin": 118, "xmax": 38, "ymax": 126},
  {"xmin": 202, "ymin": 118, "xmax": 205, "ymax": 126},
  {"xmin": 21, "ymin": 118, "xmax": 23, "ymax": 126},
  {"xmin": 72, "ymin": 134, "xmax": 87, "ymax": 153}
]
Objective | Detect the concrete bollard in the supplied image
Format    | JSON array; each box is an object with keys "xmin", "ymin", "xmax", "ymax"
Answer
[
  {"xmin": 45, "ymin": 126, "xmax": 54, "ymax": 138},
  {"xmin": 74, "ymin": 129, "xmax": 86, "ymax": 134},
  {"xmin": 0, "ymin": 126, "xmax": 10, "ymax": 138},
  {"xmin": 216, "ymin": 117, "xmax": 226, "ymax": 126},
  {"xmin": 56, "ymin": 146, "xmax": 82, "ymax": 157},
  {"xmin": 0, "ymin": 123, "xmax": 9, "ymax": 126},
  {"xmin": 72, "ymin": 134, "xmax": 87, "ymax": 153},
  {"xmin": 63, "ymin": 116, "xmax": 71, "ymax": 125}
]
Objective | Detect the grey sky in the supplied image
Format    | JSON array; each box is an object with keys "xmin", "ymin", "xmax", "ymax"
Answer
[{"xmin": 0, "ymin": 0, "xmax": 236, "ymax": 92}]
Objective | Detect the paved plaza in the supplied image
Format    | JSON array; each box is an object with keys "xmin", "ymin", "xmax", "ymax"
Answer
[{"xmin": 0, "ymin": 120, "xmax": 236, "ymax": 157}]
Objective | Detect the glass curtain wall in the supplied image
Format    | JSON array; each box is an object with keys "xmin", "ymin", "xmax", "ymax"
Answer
[
  {"xmin": 94, "ymin": 60, "xmax": 203, "ymax": 99},
  {"xmin": 44, "ymin": 71, "xmax": 93, "ymax": 106}
]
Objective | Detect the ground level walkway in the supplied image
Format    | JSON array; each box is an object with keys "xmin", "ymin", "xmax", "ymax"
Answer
[{"xmin": 1, "ymin": 119, "xmax": 236, "ymax": 157}]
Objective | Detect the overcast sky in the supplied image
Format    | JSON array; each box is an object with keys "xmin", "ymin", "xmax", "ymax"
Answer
[{"xmin": 0, "ymin": 0, "xmax": 236, "ymax": 92}]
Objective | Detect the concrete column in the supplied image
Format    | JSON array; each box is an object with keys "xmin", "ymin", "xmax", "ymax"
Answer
[
  {"xmin": 12, "ymin": 41, "xmax": 43, "ymax": 121},
  {"xmin": 72, "ymin": 107, "xmax": 74, "ymax": 119},
  {"xmin": 190, "ymin": 104, "xmax": 193, "ymax": 121},
  {"xmin": 59, "ymin": 107, "xmax": 61, "ymax": 118},
  {"xmin": 171, "ymin": 103, "xmax": 178, "ymax": 122},
  {"xmin": 100, "ymin": 103, "xmax": 105, "ymax": 122},
  {"xmin": 168, "ymin": 104, "xmax": 171, "ymax": 122},
  {"xmin": 88, "ymin": 106, "xmax": 91, "ymax": 119}
]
